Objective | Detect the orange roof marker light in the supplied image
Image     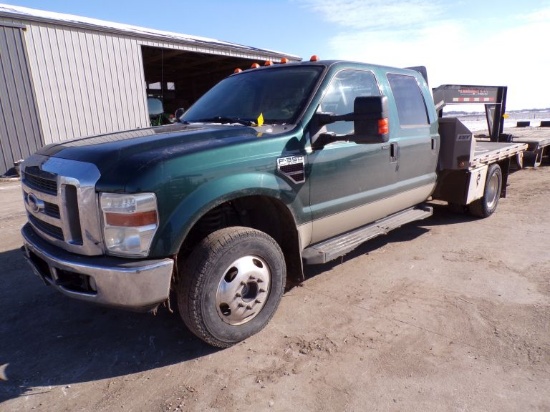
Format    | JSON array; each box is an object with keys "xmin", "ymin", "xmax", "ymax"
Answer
[
  {"xmin": 280, "ymin": 57, "xmax": 289, "ymax": 64},
  {"xmin": 264, "ymin": 60, "xmax": 273, "ymax": 66},
  {"xmin": 251, "ymin": 63, "xmax": 260, "ymax": 69},
  {"xmin": 310, "ymin": 55, "xmax": 319, "ymax": 62},
  {"xmin": 234, "ymin": 68, "xmax": 243, "ymax": 74}
]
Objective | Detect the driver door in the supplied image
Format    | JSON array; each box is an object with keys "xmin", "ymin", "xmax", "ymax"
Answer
[{"xmin": 308, "ymin": 69, "xmax": 398, "ymax": 243}]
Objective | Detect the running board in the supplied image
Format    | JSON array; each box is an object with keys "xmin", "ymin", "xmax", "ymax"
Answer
[{"xmin": 302, "ymin": 205, "xmax": 433, "ymax": 265}]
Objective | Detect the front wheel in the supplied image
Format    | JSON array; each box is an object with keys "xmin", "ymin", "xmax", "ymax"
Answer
[
  {"xmin": 177, "ymin": 227, "xmax": 286, "ymax": 348},
  {"xmin": 469, "ymin": 164, "xmax": 502, "ymax": 218}
]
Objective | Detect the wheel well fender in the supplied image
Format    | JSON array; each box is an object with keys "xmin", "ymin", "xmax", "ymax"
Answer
[
  {"xmin": 152, "ymin": 173, "xmax": 306, "ymax": 281},
  {"xmin": 178, "ymin": 195, "xmax": 304, "ymax": 284}
]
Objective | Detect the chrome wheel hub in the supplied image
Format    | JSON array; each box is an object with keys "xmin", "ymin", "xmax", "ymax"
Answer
[
  {"xmin": 486, "ymin": 172, "xmax": 499, "ymax": 209},
  {"xmin": 215, "ymin": 255, "xmax": 271, "ymax": 325}
]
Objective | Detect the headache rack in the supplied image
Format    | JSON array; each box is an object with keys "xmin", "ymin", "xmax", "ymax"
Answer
[{"xmin": 433, "ymin": 84, "xmax": 508, "ymax": 142}]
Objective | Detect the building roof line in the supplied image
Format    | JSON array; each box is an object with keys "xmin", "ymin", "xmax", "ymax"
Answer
[{"xmin": 0, "ymin": 3, "xmax": 301, "ymax": 61}]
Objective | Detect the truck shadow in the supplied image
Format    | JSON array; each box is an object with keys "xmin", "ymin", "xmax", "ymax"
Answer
[
  {"xmin": 421, "ymin": 201, "xmax": 482, "ymax": 226},
  {"xmin": 0, "ymin": 248, "xmax": 216, "ymax": 403}
]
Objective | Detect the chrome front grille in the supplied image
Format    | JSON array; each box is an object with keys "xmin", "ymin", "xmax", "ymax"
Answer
[
  {"xmin": 22, "ymin": 166, "xmax": 58, "ymax": 194},
  {"xmin": 28, "ymin": 214, "xmax": 65, "ymax": 240},
  {"xmin": 23, "ymin": 187, "xmax": 61, "ymax": 218},
  {"xmin": 20, "ymin": 155, "xmax": 104, "ymax": 256},
  {"xmin": 44, "ymin": 202, "xmax": 61, "ymax": 218}
]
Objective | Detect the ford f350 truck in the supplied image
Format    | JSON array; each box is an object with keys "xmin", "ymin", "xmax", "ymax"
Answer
[{"xmin": 20, "ymin": 58, "xmax": 526, "ymax": 347}]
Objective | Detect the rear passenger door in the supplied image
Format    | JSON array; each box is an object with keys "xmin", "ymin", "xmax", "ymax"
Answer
[{"xmin": 386, "ymin": 73, "xmax": 438, "ymax": 195}]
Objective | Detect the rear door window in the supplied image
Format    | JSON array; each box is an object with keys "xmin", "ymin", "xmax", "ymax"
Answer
[{"xmin": 387, "ymin": 74, "xmax": 429, "ymax": 126}]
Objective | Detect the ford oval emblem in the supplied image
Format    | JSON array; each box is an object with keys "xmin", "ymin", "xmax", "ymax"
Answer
[{"xmin": 27, "ymin": 193, "xmax": 45, "ymax": 214}]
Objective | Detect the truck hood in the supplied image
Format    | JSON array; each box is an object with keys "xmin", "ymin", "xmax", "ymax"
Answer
[
  {"xmin": 35, "ymin": 122, "xmax": 296, "ymax": 191},
  {"xmin": 39, "ymin": 123, "xmax": 260, "ymax": 163}
]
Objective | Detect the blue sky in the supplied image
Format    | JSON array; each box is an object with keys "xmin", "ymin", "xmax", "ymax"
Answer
[{"xmin": 3, "ymin": 0, "xmax": 549, "ymax": 110}]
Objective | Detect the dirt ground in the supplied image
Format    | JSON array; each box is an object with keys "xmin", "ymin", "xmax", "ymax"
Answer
[{"xmin": 1, "ymin": 164, "xmax": 549, "ymax": 411}]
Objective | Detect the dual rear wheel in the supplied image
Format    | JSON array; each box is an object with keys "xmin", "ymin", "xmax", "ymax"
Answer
[
  {"xmin": 449, "ymin": 164, "xmax": 503, "ymax": 218},
  {"xmin": 468, "ymin": 164, "xmax": 502, "ymax": 218}
]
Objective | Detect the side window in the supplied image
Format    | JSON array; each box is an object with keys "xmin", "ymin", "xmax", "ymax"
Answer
[
  {"xmin": 319, "ymin": 70, "xmax": 380, "ymax": 135},
  {"xmin": 387, "ymin": 74, "xmax": 429, "ymax": 126}
]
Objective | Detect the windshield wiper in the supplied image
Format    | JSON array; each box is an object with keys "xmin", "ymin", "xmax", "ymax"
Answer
[{"xmin": 193, "ymin": 116, "xmax": 255, "ymax": 126}]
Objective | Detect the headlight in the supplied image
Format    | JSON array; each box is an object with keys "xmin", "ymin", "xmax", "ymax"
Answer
[{"xmin": 100, "ymin": 193, "xmax": 159, "ymax": 257}]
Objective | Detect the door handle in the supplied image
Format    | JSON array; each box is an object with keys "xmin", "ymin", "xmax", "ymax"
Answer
[{"xmin": 390, "ymin": 142, "xmax": 399, "ymax": 162}]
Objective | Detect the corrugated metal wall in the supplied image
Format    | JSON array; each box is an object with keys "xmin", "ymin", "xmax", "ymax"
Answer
[
  {"xmin": 22, "ymin": 22, "xmax": 149, "ymax": 145},
  {"xmin": 0, "ymin": 22, "xmax": 43, "ymax": 174}
]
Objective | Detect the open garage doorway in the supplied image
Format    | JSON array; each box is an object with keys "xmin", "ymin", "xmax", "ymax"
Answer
[{"xmin": 141, "ymin": 46, "xmax": 265, "ymax": 121}]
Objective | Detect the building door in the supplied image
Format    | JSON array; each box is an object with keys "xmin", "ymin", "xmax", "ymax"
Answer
[{"xmin": 0, "ymin": 23, "xmax": 43, "ymax": 175}]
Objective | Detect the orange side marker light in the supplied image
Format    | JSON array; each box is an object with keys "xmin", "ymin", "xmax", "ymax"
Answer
[{"xmin": 378, "ymin": 118, "xmax": 389, "ymax": 135}]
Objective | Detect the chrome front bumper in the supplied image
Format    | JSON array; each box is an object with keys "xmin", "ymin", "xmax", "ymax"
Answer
[{"xmin": 21, "ymin": 223, "xmax": 174, "ymax": 311}]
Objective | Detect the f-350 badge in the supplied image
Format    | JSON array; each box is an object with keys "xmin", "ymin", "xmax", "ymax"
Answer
[{"xmin": 277, "ymin": 156, "xmax": 305, "ymax": 184}]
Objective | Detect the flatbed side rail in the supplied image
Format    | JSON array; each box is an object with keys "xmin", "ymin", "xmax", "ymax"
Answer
[{"xmin": 469, "ymin": 142, "xmax": 527, "ymax": 168}]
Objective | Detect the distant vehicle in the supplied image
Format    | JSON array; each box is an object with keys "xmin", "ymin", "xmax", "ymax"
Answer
[
  {"xmin": 20, "ymin": 58, "xmax": 526, "ymax": 347},
  {"xmin": 147, "ymin": 96, "xmax": 174, "ymax": 126}
]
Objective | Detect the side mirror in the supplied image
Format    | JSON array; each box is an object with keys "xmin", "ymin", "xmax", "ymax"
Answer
[
  {"xmin": 353, "ymin": 96, "xmax": 390, "ymax": 143},
  {"xmin": 311, "ymin": 95, "xmax": 390, "ymax": 150}
]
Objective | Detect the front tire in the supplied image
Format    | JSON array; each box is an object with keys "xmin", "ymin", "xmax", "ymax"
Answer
[
  {"xmin": 469, "ymin": 164, "xmax": 502, "ymax": 218},
  {"xmin": 178, "ymin": 227, "xmax": 286, "ymax": 348}
]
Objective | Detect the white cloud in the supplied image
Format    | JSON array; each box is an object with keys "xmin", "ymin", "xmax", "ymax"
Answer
[
  {"xmin": 298, "ymin": 0, "xmax": 550, "ymax": 109},
  {"xmin": 297, "ymin": 0, "xmax": 443, "ymax": 30}
]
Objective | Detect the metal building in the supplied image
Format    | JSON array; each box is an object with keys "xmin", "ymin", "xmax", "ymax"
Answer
[{"xmin": 0, "ymin": 4, "xmax": 300, "ymax": 174}]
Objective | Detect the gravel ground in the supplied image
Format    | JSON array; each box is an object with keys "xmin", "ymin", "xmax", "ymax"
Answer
[{"xmin": 0, "ymin": 164, "xmax": 549, "ymax": 411}]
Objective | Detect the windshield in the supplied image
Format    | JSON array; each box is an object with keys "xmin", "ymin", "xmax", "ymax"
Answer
[{"xmin": 181, "ymin": 66, "xmax": 323, "ymax": 125}]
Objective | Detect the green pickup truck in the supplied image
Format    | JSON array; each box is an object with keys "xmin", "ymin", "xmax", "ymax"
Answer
[{"xmin": 20, "ymin": 59, "xmax": 526, "ymax": 347}]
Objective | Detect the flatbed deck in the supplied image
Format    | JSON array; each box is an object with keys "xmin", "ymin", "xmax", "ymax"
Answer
[
  {"xmin": 470, "ymin": 141, "xmax": 527, "ymax": 168},
  {"xmin": 506, "ymin": 127, "xmax": 550, "ymax": 167},
  {"xmin": 474, "ymin": 126, "xmax": 550, "ymax": 167},
  {"xmin": 507, "ymin": 126, "xmax": 550, "ymax": 147}
]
